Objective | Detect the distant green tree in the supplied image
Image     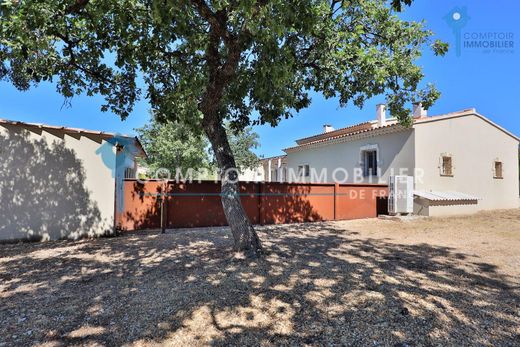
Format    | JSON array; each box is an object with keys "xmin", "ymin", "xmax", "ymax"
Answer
[
  {"xmin": 224, "ymin": 125, "xmax": 260, "ymax": 173},
  {"xmin": 136, "ymin": 117, "xmax": 259, "ymax": 177},
  {"xmin": 136, "ymin": 119, "xmax": 212, "ymax": 178}
]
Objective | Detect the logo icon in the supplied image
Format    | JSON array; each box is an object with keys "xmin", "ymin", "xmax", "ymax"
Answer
[
  {"xmin": 95, "ymin": 134, "xmax": 138, "ymax": 178},
  {"xmin": 444, "ymin": 6, "xmax": 470, "ymax": 57},
  {"xmin": 96, "ymin": 134, "xmax": 139, "ymax": 214}
]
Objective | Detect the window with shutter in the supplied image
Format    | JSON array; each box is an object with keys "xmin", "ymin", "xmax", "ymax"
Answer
[
  {"xmin": 363, "ymin": 150, "xmax": 377, "ymax": 177},
  {"xmin": 494, "ymin": 161, "xmax": 503, "ymax": 179},
  {"xmin": 441, "ymin": 156, "xmax": 453, "ymax": 176},
  {"xmin": 297, "ymin": 164, "xmax": 310, "ymax": 179}
]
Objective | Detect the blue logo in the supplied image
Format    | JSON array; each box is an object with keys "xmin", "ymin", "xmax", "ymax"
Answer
[
  {"xmin": 95, "ymin": 134, "xmax": 138, "ymax": 178},
  {"xmin": 444, "ymin": 6, "xmax": 470, "ymax": 57},
  {"xmin": 96, "ymin": 134, "xmax": 139, "ymax": 215}
]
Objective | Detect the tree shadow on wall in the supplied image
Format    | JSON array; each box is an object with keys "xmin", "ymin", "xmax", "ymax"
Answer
[
  {"xmin": 119, "ymin": 181, "xmax": 326, "ymax": 230},
  {"xmin": 0, "ymin": 127, "xmax": 103, "ymax": 241},
  {"xmin": 260, "ymin": 183, "xmax": 324, "ymax": 224},
  {"xmin": 119, "ymin": 182, "xmax": 163, "ymax": 230}
]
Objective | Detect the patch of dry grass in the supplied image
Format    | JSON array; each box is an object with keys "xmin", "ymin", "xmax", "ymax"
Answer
[{"xmin": 1, "ymin": 209, "xmax": 519, "ymax": 346}]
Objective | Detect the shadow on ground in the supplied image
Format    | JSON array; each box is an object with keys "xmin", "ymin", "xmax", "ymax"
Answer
[{"xmin": 0, "ymin": 222, "xmax": 518, "ymax": 346}]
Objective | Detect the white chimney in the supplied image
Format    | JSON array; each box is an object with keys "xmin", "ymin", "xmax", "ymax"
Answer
[
  {"xmin": 376, "ymin": 104, "xmax": 386, "ymax": 127},
  {"xmin": 323, "ymin": 124, "xmax": 334, "ymax": 133},
  {"xmin": 413, "ymin": 102, "xmax": 427, "ymax": 118}
]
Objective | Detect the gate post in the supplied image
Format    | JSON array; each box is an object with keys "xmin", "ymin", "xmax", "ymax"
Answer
[
  {"xmin": 258, "ymin": 182, "xmax": 263, "ymax": 225},
  {"xmin": 334, "ymin": 183, "xmax": 339, "ymax": 220},
  {"xmin": 160, "ymin": 181, "xmax": 167, "ymax": 233}
]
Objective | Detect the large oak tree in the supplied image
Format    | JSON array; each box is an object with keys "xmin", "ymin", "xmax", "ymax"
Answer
[{"xmin": 0, "ymin": 0, "xmax": 447, "ymax": 256}]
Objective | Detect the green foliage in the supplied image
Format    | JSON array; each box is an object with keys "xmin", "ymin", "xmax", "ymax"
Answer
[
  {"xmin": 0, "ymin": 0, "xmax": 447, "ymax": 129},
  {"xmin": 225, "ymin": 125, "xmax": 260, "ymax": 171},
  {"xmin": 432, "ymin": 39, "xmax": 450, "ymax": 56},
  {"xmin": 136, "ymin": 119, "xmax": 212, "ymax": 177},
  {"xmin": 136, "ymin": 116, "xmax": 259, "ymax": 175}
]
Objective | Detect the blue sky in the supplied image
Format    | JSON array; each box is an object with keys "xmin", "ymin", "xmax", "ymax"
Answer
[{"xmin": 1, "ymin": 0, "xmax": 518, "ymax": 157}]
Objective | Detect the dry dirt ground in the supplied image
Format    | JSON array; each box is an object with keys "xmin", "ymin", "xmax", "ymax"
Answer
[{"xmin": 1, "ymin": 209, "xmax": 519, "ymax": 346}]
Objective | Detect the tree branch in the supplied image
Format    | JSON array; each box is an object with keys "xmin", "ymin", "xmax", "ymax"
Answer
[
  {"xmin": 54, "ymin": 31, "xmax": 117, "ymax": 86},
  {"xmin": 190, "ymin": 0, "xmax": 232, "ymax": 44},
  {"xmin": 66, "ymin": 0, "xmax": 90, "ymax": 13},
  {"xmin": 194, "ymin": 0, "xmax": 266, "ymax": 119}
]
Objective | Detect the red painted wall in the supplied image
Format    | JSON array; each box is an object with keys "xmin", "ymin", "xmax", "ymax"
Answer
[{"xmin": 117, "ymin": 180, "xmax": 388, "ymax": 231}]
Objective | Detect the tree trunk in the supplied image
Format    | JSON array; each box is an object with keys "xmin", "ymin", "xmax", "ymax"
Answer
[
  {"xmin": 202, "ymin": 116, "xmax": 263, "ymax": 256},
  {"xmin": 195, "ymin": 13, "xmax": 261, "ymax": 256}
]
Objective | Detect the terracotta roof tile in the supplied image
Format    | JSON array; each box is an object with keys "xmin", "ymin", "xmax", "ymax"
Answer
[
  {"xmin": 295, "ymin": 122, "xmax": 373, "ymax": 145},
  {"xmin": 0, "ymin": 118, "xmax": 147, "ymax": 156},
  {"xmin": 282, "ymin": 108, "xmax": 519, "ymax": 153}
]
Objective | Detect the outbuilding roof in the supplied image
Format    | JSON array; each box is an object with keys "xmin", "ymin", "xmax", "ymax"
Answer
[
  {"xmin": 414, "ymin": 190, "xmax": 481, "ymax": 201},
  {"xmin": 0, "ymin": 117, "xmax": 147, "ymax": 157}
]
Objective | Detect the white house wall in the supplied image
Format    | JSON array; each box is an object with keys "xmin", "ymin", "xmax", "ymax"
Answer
[
  {"xmin": 286, "ymin": 129, "xmax": 415, "ymax": 184},
  {"xmin": 0, "ymin": 124, "xmax": 117, "ymax": 241},
  {"xmin": 413, "ymin": 115, "xmax": 519, "ymax": 216},
  {"xmin": 238, "ymin": 166, "xmax": 265, "ymax": 182}
]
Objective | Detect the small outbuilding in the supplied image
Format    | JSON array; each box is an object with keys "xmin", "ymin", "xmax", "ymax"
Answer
[{"xmin": 0, "ymin": 118, "xmax": 146, "ymax": 241}]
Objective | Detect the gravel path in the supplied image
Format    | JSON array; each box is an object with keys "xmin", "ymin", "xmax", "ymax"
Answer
[{"xmin": 1, "ymin": 209, "xmax": 519, "ymax": 346}]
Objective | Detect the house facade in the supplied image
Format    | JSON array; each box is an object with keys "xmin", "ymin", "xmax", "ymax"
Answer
[
  {"xmin": 412, "ymin": 111, "xmax": 519, "ymax": 215},
  {"xmin": 273, "ymin": 105, "xmax": 519, "ymax": 216},
  {"xmin": 0, "ymin": 119, "xmax": 145, "ymax": 241}
]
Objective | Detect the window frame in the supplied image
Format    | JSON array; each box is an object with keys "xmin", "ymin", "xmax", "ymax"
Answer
[
  {"xmin": 363, "ymin": 150, "xmax": 378, "ymax": 177},
  {"xmin": 440, "ymin": 154, "xmax": 453, "ymax": 177},
  {"xmin": 271, "ymin": 168, "xmax": 278, "ymax": 182},
  {"xmin": 493, "ymin": 160, "xmax": 504, "ymax": 179},
  {"xmin": 124, "ymin": 167, "xmax": 136, "ymax": 179},
  {"xmin": 359, "ymin": 144, "xmax": 380, "ymax": 178},
  {"xmin": 298, "ymin": 164, "xmax": 310, "ymax": 179}
]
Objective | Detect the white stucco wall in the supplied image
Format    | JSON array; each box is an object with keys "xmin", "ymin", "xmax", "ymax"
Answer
[
  {"xmin": 413, "ymin": 114, "xmax": 519, "ymax": 216},
  {"xmin": 258, "ymin": 157, "xmax": 288, "ymax": 182},
  {"xmin": 285, "ymin": 128, "xmax": 415, "ymax": 184},
  {"xmin": 238, "ymin": 166, "xmax": 265, "ymax": 182},
  {"xmin": 0, "ymin": 124, "xmax": 117, "ymax": 241}
]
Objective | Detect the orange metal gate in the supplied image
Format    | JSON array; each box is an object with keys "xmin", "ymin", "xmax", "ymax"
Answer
[{"xmin": 116, "ymin": 180, "xmax": 388, "ymax": 231}]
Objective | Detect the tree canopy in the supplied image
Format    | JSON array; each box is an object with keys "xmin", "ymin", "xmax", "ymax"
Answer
[{"xmin": 1, "ymin": 0, "xmax": 447, "ymax": 128}]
